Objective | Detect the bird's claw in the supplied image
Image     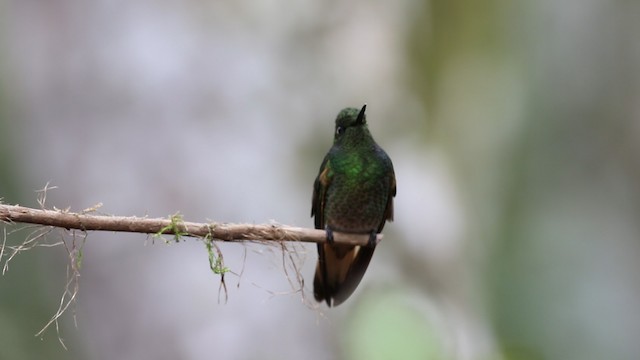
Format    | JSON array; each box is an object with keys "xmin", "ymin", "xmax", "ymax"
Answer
[
  {"xmin": 367, "ymin": 231, "xmax": 378, "ymax": 247},
  {"xmin": 325, "ymin": 226, "xmax": 335, "ymax": 245}
]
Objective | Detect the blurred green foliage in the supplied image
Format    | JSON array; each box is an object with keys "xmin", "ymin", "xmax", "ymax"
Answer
[
  {"xmin": 405, "ymin": 1, "xmax": 640, "ymax": 359},
  {"xmin": 344, "ymin": 290, "xmax": 445, "ymax": 360}
]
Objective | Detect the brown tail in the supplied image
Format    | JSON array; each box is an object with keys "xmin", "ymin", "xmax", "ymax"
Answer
[{"xmin": 313, "ymin": 243, "xmax": 375, "ymax": 307}]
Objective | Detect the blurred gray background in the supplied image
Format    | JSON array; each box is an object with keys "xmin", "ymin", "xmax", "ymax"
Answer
[{"xmin": 1, "ymin": 1, "xmax": 639, "ymax": 359}]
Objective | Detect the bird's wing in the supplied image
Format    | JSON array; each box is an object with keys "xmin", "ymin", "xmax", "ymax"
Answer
[
  {"xmin": 378, "ymin": 167, "xmax": 396, "ymax": 232},
  {"xmin": 311, "ymin": 155, "xmax": 332, "ymax": 229}
]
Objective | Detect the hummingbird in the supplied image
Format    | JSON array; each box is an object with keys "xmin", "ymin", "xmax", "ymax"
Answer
[{"xmin": 312, "ymin": 104, "xmax": 396, "ymax": 307}]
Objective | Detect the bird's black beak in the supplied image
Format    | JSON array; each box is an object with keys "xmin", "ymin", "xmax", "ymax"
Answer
[{"xmin": 356, "ymin": 104, "xmax": 367, "ymax": 125}]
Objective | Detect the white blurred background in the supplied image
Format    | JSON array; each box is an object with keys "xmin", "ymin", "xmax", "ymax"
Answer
[{"xmin": 1, "ymin": 1, "xmax": 639, "ymax": 359}]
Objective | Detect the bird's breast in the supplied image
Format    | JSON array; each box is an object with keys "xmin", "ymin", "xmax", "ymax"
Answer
[{"xmin": 325, "ymin": 158, "xmax": 390, "ymax": 233}]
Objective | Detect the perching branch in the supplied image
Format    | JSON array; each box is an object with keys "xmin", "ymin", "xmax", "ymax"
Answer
[
  {"xmin": 0, "ymin": 203, "xmax": 380, "ymax": 246},
  {"xmin": 3, "ymin": 198, "xmax": 381, "ymax": 344}
]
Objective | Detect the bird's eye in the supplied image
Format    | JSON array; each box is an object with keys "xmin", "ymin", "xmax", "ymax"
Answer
[{"xmin": 336, "ymin": 126, "xmax": 344, "ymax": 135}]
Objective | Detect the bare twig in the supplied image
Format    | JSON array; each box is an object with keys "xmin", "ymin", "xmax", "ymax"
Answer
[
  {"xmin": 0, "ymin": 201, "xmax": 381, "ymax": 342},
  {"xmin": 0, "ymin": 204, "xmax": 381, "ymax": 246}
]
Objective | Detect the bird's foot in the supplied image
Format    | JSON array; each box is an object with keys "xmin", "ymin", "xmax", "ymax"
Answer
[
  {"xmin": 367, "ymin": 231, "xmax": 378, "ymax": 247},
  {"xmin": 325, "ymin": 226, "xmax": 335, "ymax": 245}
]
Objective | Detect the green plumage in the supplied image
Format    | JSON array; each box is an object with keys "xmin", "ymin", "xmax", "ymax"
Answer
[{"xmin": 312, "ymin": 105, "xmax": 396, "ymax": 307}]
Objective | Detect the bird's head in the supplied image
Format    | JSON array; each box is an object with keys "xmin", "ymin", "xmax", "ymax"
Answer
[{"xmin": 333, "ymin": 104, "xmax": 370, "ymax": 145}]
